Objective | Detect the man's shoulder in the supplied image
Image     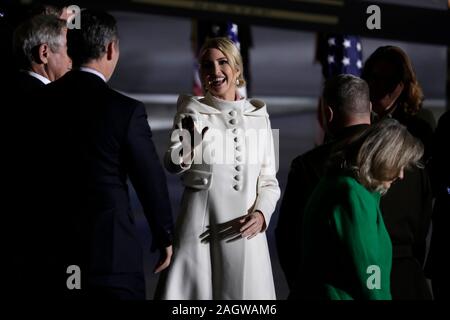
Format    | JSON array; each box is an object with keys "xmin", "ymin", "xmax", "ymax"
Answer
[
  {"xmin": 46, "ymin": 70, "xmax": 87, "ymax": 92},
  {"xmin": 11, "ymin": 71, "xmax": 45, "ymax": 93},
  {"xmin": 103, "ymin": 89, "xmax": 148, "ymax": 124},
  {"xmin": 46, "ymin": 72, "xmax": 144, "ymax": 114},
  {"xmin": 107, "ymin": 88, "xmax": 143, "ymax": 109},
  {"xmin": 291, "ymin": 142, "xmax": 334, "ymax": 171}
]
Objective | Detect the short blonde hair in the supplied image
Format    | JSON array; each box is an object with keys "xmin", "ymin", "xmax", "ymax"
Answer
[
  {"xmin": 198, "ymin": 37, "xmax": 246, "ymax": 89},
  {"xmin": 354, "ymin": 119, "xmax": 424, "ymax": 191}
]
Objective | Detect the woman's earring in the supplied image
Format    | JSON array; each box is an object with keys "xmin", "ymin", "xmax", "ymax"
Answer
[{"xmin": 236, "ymin": 79, "xmax": 240, "ymax": 86}]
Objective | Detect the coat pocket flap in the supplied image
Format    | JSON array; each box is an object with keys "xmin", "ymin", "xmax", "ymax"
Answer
[{"xmin": 181, "ymin": 169, "xmax": 212, "ymax": 190}]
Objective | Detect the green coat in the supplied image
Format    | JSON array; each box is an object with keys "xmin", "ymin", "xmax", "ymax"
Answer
[{"xmin": 300, "ymin": 174, "xmax": 392, "ymax": 300}]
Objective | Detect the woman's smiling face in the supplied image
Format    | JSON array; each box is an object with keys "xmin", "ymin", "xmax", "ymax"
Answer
[{"xmin": 200, "ymin": 48, "xmax": 239, "ymax": 101}]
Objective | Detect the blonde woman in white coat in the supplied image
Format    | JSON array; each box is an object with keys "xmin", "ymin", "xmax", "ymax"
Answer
[{"xmin": 157, "ymin": 37, "xmax": 280, "ymax": 300}]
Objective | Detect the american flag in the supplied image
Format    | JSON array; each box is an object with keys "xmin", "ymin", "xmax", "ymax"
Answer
[
  {"xmin": 317, "ymin": 34, "xmax": 363, "ymax": 79},
  {"xmin": 226, "ymin": 22, "xmax": 240, "ymax": 50}
]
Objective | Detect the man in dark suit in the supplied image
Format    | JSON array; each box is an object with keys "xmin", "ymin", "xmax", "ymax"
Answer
[
  {"xmin": 5, "ymin": 13, "xmax": 71, "ymax": 297},
  {"xmin": 275, "ymin": 74, "xmax": 371, "ymax": 294},
  {"xmin": 425, "ymin": 111, "xmax": 450, "ymax": 300},
  {"xmin": 41, "ymin": 9, "xmax": 174, "ymax": 299}
]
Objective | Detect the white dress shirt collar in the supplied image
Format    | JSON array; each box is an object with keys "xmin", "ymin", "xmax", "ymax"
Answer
[
  {"xmin": 79, "ymin": 67, "xmax": 107, "ymax": 82},
  {"xmin": 25, "ymin": 70, "xmax": 51, "ymax": 85}
]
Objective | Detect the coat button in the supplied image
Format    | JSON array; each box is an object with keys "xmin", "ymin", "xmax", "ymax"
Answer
[
  {"xmin": 234, "ymin": 175, "xmax": 242, "ymax": 181},
  {"xmin": 235, "ymin": 165, "xmax": 243, "ymax": 171},
  {"xmin": 236, "ymin": 155, "xmax": 242, "ymax": 162},
  {"xmin": 229, "ymin": 110, "xmax": 237, "ymax": 117},
  {"xmin": 232, "ymin": 128, "xmax": 238, "ymax": 134},
  {"xmin": 233, "ymin": 185, "xmax": 241, "ymax": 191},
  {"xmin": 201, "ymin": 178, "xmax": 208, "ymax": 185},
  {"xmin": 234, "ymin": 137, "xmax": 240, "ymax": 143},
  {"xmin": 235, "ymin": 145, "xmax": 242, "ymax": 152},
  {"xmin": 229, "ymin": 118, "xmax": 237, "ymax": 125}
]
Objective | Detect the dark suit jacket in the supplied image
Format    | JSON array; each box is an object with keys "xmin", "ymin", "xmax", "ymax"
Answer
[
  {"xmin": 39, "ymin": 70, "xmax": 174, "ymax": 296},
  {"xmin": 425, "ymin": 111, "xmax": 450, "ymax": 299},
  {"xmin": 275, "ymin": 124, "xmax": 369, "ymax": 292},
  {"xmin": 5, "ymin": 71, "xmax": 48, "ymax": 296},
  {"xmin": 7, "ymin": 70, "xmax": 46, "ymax": 150},
  {"xmin": 11, "ymin": 70, "xmax": 46, "ymax": 94},
  {"xmin": 381, "ymin": 167, "xmax": 432, "ymax": 300},
  {"xmin": 391, "ymin": 106, "xmax": 434, "ymax": 163}
]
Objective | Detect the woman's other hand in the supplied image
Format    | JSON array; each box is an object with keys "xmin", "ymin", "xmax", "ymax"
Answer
[{"xmin": 240, "ymin": 211, "xmax": 266, "ymax": 240}]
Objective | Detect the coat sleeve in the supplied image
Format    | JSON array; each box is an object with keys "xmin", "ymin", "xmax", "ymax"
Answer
[
  {"xmin": 330, "ymin": 188, "xmax": 391, "ymax": 300},
  {"xmin": 253, "ymin": 117, "xmax": 281, "ymax": 230},
  {"xmin": 126, "ymin": 102, "xmax": 174, "ymax": 251}
]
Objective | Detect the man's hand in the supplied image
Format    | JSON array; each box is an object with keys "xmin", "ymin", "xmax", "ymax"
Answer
[{"xmin": 153, "ymin": 245, "xmax": 173, "ymax": 274}]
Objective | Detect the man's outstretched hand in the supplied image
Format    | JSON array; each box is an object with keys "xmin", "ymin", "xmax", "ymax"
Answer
[{"xmin": 154, "ymin": 245, "xmax": 173, "ymax": 274}]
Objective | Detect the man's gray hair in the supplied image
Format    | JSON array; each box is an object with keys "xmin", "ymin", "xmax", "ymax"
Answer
[
  {"xmin": 322, "ymin": 74, "xmax": 371, "ymax": 116},
  {"xmin": 13, "ymin": 14, "xmax": 66, "ymax": 68}
]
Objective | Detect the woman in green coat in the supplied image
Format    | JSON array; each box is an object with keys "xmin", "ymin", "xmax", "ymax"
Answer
[{"xmin": 292, "ymin": 119, "xmax": 424, "ymax": 300}]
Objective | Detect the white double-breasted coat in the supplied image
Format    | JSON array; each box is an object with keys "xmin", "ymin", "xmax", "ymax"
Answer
[{"xmin": 159, "ymin": 93, "xmax": 280, "ymax": 300}]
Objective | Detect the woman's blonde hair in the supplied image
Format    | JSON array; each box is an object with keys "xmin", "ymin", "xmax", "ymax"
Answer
[
  {"xmin": 358, "ymin": 119, "xmax": 423, "ymax": 191},
  {"xmin": 336, "ymin": 119, "xmax": 424, "ymax": 193},
  {"xmin": 198, "ymin": 37, "xmax": 246, "ymax": 89}
]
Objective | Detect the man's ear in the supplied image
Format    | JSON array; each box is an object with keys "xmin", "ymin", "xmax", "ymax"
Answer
[
  {"xmin": 37, "ymin": 43, "xmax": 49, "ymax": 64},
  {"xmin": 106, "ymin": 41, "xmax": 118, "ymax": 61}
]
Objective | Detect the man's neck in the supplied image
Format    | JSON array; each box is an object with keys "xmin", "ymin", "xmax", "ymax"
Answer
[
  {"xmin": 342, "ymin": 118, "xmax": 371, "ymax": 128},
  {"xmin": 79, "ymin": 65, "xmax": 107, "ymax": 82},
  {"xmin": 329, "ymin": 115, "xmax": 370, "ymax": 135}
]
